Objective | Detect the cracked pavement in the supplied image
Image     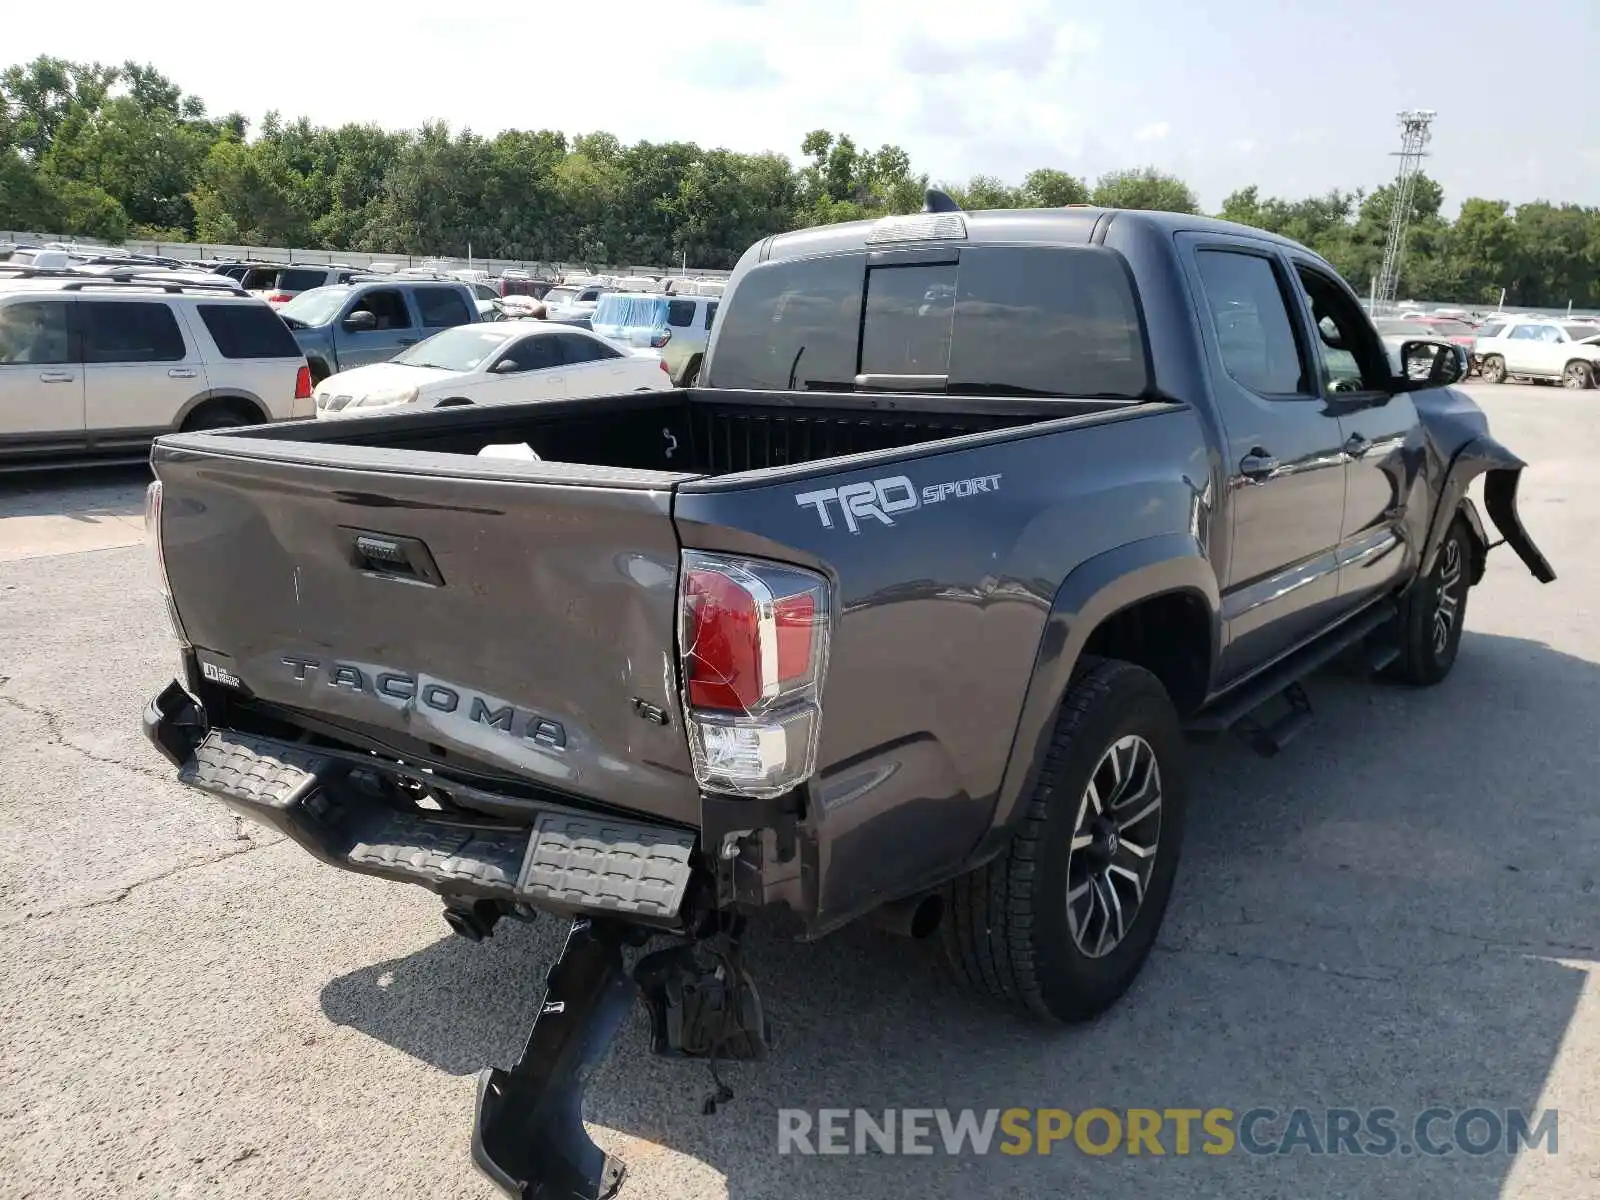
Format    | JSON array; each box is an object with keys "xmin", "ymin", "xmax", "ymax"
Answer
[{"xmin": 2, "ymin": 388, "xmax": 1597, "ymax": 1200}]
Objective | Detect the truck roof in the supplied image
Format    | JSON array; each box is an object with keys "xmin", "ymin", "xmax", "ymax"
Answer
[{"xmin": 757, "ymin": 206, "xmax": 1307, "ymax": 263}]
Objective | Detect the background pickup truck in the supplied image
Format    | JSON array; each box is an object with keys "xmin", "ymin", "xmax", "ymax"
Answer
[
  {"xmin": 274, "ymin": 277, "xmax": 483, "ymax": 384},
  {"xmin": 142, "ymin": 199, "xmax": 1553, "ymax": 1199}
]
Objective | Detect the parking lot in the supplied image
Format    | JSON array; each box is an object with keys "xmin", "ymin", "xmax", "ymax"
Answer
[{"xmin": 1, "ymin": 381, "xmax": 1596, "ymax": 1199}]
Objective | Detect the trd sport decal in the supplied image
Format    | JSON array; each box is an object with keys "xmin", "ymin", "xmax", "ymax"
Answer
[{"xmin": 795, "ymin": 472, "xmax": 1003, "ymax": 533}]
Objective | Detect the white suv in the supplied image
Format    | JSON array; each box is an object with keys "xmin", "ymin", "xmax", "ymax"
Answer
[
  {"xmin": 1474, "ymin": 317, "xmax": 1600, "ymax": 389},
  {"xmin": 0, "ymin": 276, "xmax": 314, "ymax": 469}
]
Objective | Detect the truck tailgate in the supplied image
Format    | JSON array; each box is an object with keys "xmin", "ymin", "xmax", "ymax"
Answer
[{"xmin": 153, "ymin": 443, "xmax": 702, "ymax": 826}]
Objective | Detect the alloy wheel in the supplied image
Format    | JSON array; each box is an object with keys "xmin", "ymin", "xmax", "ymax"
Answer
[
  {"xmin": 1065, "ymin": 734, "xmax": 1162, "ymax": 959},
  {"xmin": 1563, "ymin": 363, "xmax": 1590, "ymax": 390},
  {"xmin": 1432, "ymin": 539, "xmax": 1463, "ymax": 656}
]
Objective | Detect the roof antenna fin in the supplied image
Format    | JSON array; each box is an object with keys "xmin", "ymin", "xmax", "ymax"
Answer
[{"xmin": 923, "ymin": 188, "xmax": 963, "ymax": 214}]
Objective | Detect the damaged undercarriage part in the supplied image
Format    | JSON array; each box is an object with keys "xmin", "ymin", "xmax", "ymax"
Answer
[{"xmin": 472, "ymin": 915, "xmax": 773, "ymax": 1199}]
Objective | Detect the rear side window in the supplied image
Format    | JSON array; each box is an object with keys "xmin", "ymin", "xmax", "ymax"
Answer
[
  {"xmin": 276, "ymin": 268, "xmax": 327, "ymax": 292},
  {"xmin": 705, "ymin": 301, "xmax": 719, "ymax": 330},
  {"xmin": 667, "ymin": 299, "xmax": 696, "ymax": 328},
  {"xmin": 553, "ymin": 332, "xmax": 619, "ymax": 363},
  {"xmin": 197, "ymin": 303, "xmax": 301, "ymax": 359},
  {"xmin": 80, "ymin": 301, "xmax": 186, "ymax": 364},
  {"xmin": 413, "ymin": 286, "xmax": 473, "ymax": 328},
  {"xmin": 1194, "ymin": 250, "xmax": 1307, "ymax": 395}
]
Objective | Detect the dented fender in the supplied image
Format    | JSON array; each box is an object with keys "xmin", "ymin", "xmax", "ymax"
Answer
[{"xmin": 1420, "ymin": 433, "xmax": 1555, "ymax": 584}]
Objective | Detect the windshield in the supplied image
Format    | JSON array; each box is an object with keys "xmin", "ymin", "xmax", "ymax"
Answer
[
  {"xmin": 393, "ymin": 325, "xmax": 515, "ymax": 371},
  {"xmin": 543, "ymin": 288, "xmax": 577, "ymax": 307},
  {"xmin": 278, "ymin": 286, "xmax": 350, "ymax": 327},
  {"xmin": 592, "ymin": 294, "xmax": 668, "ymax": 331}
]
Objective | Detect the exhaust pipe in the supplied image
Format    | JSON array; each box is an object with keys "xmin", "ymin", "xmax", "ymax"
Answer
[{"xmin": 869, "ymin": 893, "xmax": 944, "ymax": 939}]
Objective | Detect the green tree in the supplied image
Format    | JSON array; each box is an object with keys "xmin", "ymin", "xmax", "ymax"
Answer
[
  {"xmin": 1092, "ymin": 167, "xmax": 1198, "ymax": 213},
  {"xmin": 1021, "ymin": 168, "xmax": 1090, "ymax": 207}
]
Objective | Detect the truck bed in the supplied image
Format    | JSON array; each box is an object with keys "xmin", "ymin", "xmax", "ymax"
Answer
[{"xmin": 209, "ymin": 387, "xmax": 1140, "ymax": 480}]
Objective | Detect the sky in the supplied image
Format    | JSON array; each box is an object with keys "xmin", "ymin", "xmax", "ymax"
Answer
[{"xmin": 8, "ymin": 0, "xmax": 1600, "ymax": 213}]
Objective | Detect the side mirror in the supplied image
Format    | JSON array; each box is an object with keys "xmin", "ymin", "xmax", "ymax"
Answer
[
  {"xmin": 1395, "ymin": 339, "xmax": 1467, "ymax": 389},
  {"xmin": 342, "ymin": 310, "xmax": 377, "ymax": 332},
  {"xmin": 490, "ymin": 358, "xmax": 522, "ymax": 374}
]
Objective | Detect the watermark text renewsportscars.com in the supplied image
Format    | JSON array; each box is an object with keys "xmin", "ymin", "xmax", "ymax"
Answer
[{"xmin": 777, "ymin": 1107, "xmax": 1559, "ymax": 1158}]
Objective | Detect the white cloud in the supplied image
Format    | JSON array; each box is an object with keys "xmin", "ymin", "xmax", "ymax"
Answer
[
  {"xmin": 0, "ymin": 0, "xmax": 1102, "ymax": 183},
  {"xmin": 1134, "ymin": 121, "xmax": 1171, "ymax": 143},
  {"xmin": 1231, "ymin": 138, "xmax": 1259, "ymax": 155}
]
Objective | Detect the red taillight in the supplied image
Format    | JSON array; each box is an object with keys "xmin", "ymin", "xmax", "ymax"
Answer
[
  {"xmin": 651, "ymin": 329, "xmax": 671, "ymax": 348},
  {"xmin": 659, "ymin": 358, "xmax": 670, "ymax": 374},
  {"xmin": 267, "ymin": 292, "xmax": 292, "ymax": 304},
  {"xmin": 294, "ymin": 364, "xmax": 312, "ymax": 400},
  {"xmin": 684, "ymin": 568, "xmax": 762, "ymax": 711},
  {"xmin": 678, "ymin": 552, "xmax": 831, "ymax": 798}
]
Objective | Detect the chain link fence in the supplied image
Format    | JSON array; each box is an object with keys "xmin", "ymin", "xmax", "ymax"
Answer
[{"xmin": 0, "ymin": 231, "xmax": 734, "ymax": 282}]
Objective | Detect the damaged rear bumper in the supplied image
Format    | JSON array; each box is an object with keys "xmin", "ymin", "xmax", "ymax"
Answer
[{"xmin": 143, "ymin": 680, "xmax": 699, "ymax": 927}]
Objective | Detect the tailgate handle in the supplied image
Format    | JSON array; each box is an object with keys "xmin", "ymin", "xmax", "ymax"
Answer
[{"xmin": 343, "ymin": 529, "xmax": 445, "ymax": 586}]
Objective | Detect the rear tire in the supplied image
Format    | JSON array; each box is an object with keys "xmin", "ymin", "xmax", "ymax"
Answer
[
  {"xmin": 181, "ymin": 402, "xmax": 257, "ymax": 432},
  {"xmin": 681, "ymin": 358, "xmax": 701, "ymax": 387},
  {"xmin": 1387, "ymin": 517, "xmax": 1471, "ymax": 686},
  {"xmin": 1562, "ymin": 360, "xmax": 1594, "ymax": 390},
  {"xmin": 943, "ymin": 659, "xmax": 1186, "ymax": 1023},
  {"xmin": 1480, "ymin": 355, "xmax": 1506, "ymax": 384}
]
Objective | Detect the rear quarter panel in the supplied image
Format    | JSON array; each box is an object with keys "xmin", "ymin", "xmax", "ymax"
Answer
[{"xmin": 674, "ymin": 403, "xmax": 1214, "ymax": 927}]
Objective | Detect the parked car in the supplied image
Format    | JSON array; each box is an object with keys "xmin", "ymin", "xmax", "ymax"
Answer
[
  {"xmin": 312, "ymin": 322, "xmax": 670, "ymax": 418},
  {"xmin": 276, "ymin": 279, "xmax": 483, "ymax": 383},
  {"xmin": 241, "ymin": 263, "xmax": 365, "ymax": 306},
  {"xmin": 1474, "ymin": 318, "xmax": 1600, "ymax": 388},
  {"xmin": 541, "ymin": 282, "xmax": 611, "ymax": 327},
  {"xmin": 588, "ymin": 291, "xmax": 719, "ymax": 383},
  {"xmin": 0, "ymin": 276, "xmax": 311, "ymax": 470},
  {"xmin": 141, "ymin": 201, "xmax": 1556, "ymax": 1197},
  {"xmin": 1375, "ymin": 315, "xmax": 1477, "ymax": 376}
]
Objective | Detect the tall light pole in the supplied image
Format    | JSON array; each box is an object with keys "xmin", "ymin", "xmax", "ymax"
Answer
[{"xmin": 1375, "ymin": 109, "xmax": 1435, "ymax": 312}]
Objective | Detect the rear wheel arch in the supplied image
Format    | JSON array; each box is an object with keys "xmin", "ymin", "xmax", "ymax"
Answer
[
  {"xmin": 176, "ymin": 392, "xmax": 269, "ymax": 431},
  {"xmin": 980, "ymin": 539, "xmax": 1220, "ymax": 857},
  {"xmin": 306, "ymin": 357, "xmax": 332, "ymax": 385}
]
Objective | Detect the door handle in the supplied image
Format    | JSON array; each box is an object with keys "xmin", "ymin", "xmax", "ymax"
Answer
[
  {"xmin": 1239, "ymin": 450, "xmax": 1279, "ymax": 481},
  {"xmin": 38, "ymin": 370, "xmax": 75, "ymax": 383},
  {"xmin": 168, "ymin": 368, "xmax": 197, "ymax": 379},
  {"xmin": 1344, "ymin": 433, "xmax": 1370, "ymax": 458}
]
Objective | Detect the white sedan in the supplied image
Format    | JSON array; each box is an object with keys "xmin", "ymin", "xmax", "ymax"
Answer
[{"xmin": 313, "ymin": 321, "xmax": 671, "ymax": 419}]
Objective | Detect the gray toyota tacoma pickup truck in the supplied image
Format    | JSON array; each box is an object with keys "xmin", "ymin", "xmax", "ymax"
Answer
[{"xmin": 141, "ymin": 195, "xmax": 1553, "ymax": 1198}]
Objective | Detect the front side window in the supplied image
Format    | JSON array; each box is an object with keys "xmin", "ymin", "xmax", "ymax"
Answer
[
  {"xmin": 493, "ymin": 333, "xmax": 562, "ymax": 372},
  {"xmin": 1194, "ymin": 250, "xmax": 1307, "ymax": 396},
  {"xmin": 1295, "ymin": 264, "xmax": 1387, "ymax": 394},
  {"xmin": 0, "ymin": 300, "xmax": 73, "ymax": 365},
  {"xmin": 347, "ymin": 289, "xmax": 412, "ymax": 330},
  {"xmin": 1508, "ymin": 326, "xmax": 1541, "ymax": 341},
  {"xmin": 81, "ymin": 301, "xmax": 186, "ymax": 364}
]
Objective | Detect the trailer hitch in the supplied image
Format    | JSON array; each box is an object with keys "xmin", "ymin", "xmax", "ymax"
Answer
[{"xmin": 472, "ymin": 917, "xmax": 638, "ymax": 1200}]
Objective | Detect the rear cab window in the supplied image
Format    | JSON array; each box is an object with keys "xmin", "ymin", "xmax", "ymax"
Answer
[
  {"xmin": 667, "ymin": 299, "xmax": 697, "ymax": 328},
  {"xmin": 197, "ymin": 303, "xmax": 302, "ymax": 359},
  {"xmin": 708, "ymin": 245, "xmax": 1148, "ymax": 397}
]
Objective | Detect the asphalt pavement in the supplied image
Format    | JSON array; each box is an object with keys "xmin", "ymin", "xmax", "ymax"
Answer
[{"xmin": 1, "ymin": 384, "xmax": 1596, "ymax": 1199}]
